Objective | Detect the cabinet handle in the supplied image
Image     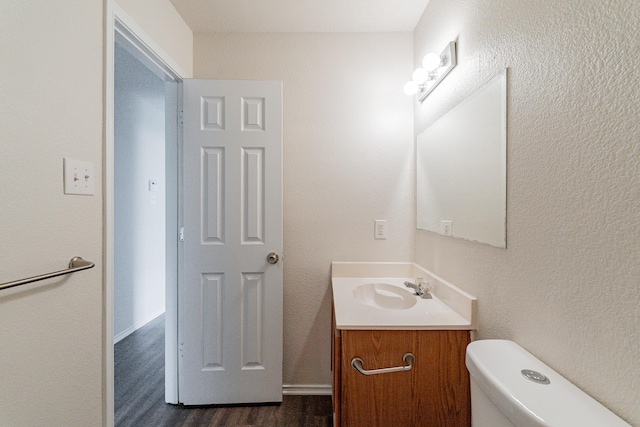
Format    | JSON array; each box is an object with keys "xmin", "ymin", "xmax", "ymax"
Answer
[{"xmin": 351, "ymin": 353, "xmax": 415, "ymax": 376}]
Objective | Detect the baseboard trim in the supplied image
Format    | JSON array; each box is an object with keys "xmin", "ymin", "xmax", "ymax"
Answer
[
  {"xmin": 114, "ymin": 310, "xmax": 164, "ymax": 344},
  {"xmin": 282, "ymin": 384, "xmax": 332, "ymax": 396}
]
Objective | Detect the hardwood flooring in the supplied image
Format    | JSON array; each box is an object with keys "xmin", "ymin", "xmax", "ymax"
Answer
[{"xmin": 115, "ymin": 315, "xmax": 333, "ymax": 426}]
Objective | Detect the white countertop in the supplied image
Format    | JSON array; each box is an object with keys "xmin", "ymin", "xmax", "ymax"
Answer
[{"xmin": 332, "ymin": 262, "xmax": 477, "ymax": 331}]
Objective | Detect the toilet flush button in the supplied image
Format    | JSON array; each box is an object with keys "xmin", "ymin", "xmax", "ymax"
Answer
[{"xmin": 521, "ymin": 369, "xmax": 550, "ymax": 385}]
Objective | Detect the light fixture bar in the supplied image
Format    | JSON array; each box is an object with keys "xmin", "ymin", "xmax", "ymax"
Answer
[{"xmin": 418, "ymin": 41, "xmax": 457, "ymax": 102}]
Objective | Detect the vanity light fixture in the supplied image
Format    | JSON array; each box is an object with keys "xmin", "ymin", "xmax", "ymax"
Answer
[{"xmin": 404, "ymin": 41, "xmax": 457, "ymax": 102}]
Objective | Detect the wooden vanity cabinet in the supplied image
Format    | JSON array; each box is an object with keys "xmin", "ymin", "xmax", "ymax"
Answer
[{"xmin": 332, "ymin": 319, "xmax": 471, "ymax": 426}]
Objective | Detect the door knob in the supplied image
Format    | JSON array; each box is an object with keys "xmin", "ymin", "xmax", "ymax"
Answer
[{"xmin": 267, "ymin": 252, "xmax": 279, "ymax": 264}]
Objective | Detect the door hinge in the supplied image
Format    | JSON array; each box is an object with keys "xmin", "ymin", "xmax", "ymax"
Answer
[
  {"xmin": 179, "ymin": 110, "xmax": 184, "ymax": 125},
  {"xmin": 179, "ymin": 226, "xmax": 184, "ymax": 242}
]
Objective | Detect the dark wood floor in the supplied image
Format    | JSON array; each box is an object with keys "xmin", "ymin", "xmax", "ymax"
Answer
[{"xmin": 115, "ymin": 314, "xmax": 333, "ymax": 426}]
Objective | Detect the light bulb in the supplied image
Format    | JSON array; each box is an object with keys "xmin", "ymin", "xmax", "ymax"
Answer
[
  {"xmin": 412, "ymin": 68, "xmax": 430, "ymax": 85},
  {"xmin": 422, "ymin": 52, "xmax": 441, "ymax": 71},
  {"xmin": 403, "ymin": 81, "xmax": 420, "ymax": 96}
]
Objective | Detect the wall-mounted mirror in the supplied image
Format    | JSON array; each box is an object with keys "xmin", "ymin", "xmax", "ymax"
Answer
[{"xmin": 417, "ymin": 69, "xmax": 507, "ymax": 248}]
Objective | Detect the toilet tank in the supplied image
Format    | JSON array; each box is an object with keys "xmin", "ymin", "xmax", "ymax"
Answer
[{"xmin": 465, "ymin": 340, "xmax": 631, "ymax": 427}]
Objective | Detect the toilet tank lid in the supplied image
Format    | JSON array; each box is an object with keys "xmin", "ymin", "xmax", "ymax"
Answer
[{"xmin": 465, "ymin": 340, "xmax": 631, "ymax": 427}]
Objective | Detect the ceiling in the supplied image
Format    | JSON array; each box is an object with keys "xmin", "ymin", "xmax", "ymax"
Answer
[{"xmin": 169, "ymin": 0, "xmax": 430, "ymax": 33}]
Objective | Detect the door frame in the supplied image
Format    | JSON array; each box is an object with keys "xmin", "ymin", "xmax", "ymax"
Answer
[{"xmin": 104, "ymin": 2, "xmax": 188, "ymax": 424}]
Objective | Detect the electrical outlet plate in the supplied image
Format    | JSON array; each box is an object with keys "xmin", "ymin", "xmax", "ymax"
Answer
[
  {"xmin": 64, "ymin": 158, "xmax": 95, "ymax": 195},
  {"xmin": 440, "ymin": 220, "xmax": 452, "ymax": 236},
  {"xmin": 374, "ymin": 219, "xmax": 387, "ymax": 239}
]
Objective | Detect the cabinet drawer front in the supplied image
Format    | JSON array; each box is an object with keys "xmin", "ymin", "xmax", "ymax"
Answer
[{"xmin": 341, "ymin": 330, "xmax": 471, "ymax": 427}]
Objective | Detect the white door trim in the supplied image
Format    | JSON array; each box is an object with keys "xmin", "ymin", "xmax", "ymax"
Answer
[{"xmin": 104, "ymin": 2, "xmax": 187, "ymax": 425}]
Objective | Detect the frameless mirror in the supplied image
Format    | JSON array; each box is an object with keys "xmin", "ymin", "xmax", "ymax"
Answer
[{"xmin": 417, "ymin": 69, "xmax": 507, "ymax": 248}]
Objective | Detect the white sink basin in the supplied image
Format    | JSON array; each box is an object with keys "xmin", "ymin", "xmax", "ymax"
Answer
[
  {"xmin": 353, "ymin": 283, "xmax": 417, "ymax": 310},
  {"xmin": 331, "ymin": 262, "xmax": 477, "ymax": 330}
]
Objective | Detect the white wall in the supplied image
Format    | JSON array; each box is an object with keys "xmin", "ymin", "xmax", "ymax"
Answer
[
  {"xmin": 413, "ymin": 1, "xmax": 640, "ymax": 425},
  {"xmin": 0, "ymin": 1, "xmax": 103, "ymax": 425},
  {"xmin": 114, "ymin": 43, "xmax": 166, "ymax": 341},
  {"xmin": 194, "ymin": 32, "xmax": 415, "ymax": 386},
  {"xmin": 0, "ymin": 1, "xmax": 192, "ymax": 425}
]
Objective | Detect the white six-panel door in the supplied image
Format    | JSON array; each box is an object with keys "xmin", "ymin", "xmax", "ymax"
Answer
[{"xmin": 179, "ymin": 80, "xmax": 283, "ymax": 405}]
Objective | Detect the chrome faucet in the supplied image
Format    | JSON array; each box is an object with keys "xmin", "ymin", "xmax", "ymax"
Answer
[{"xmin": 404, "ymin": 277, "xmax": 432, "ymax": 299}]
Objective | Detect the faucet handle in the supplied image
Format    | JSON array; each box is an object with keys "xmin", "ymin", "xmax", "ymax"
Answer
[{"xmin": 422, "ymin": 279, "xmax": 433, "ymax": 299}]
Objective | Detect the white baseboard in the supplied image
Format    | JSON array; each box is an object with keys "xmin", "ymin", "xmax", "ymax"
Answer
[
  {"xmin": 282, "ymin": 384, "xmax": 332, "ymax": 396},
  {"xmin": 114, "ymin": 310, "xmax": 165, "ymax": 344}
]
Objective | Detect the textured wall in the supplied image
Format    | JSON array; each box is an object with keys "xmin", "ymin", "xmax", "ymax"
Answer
[
  {"xmin": 413, "ymin": 1, "xmax": 640, "ymax": 424},
  {"xmin": 0, "ymin": 1, "xmax": 103, "ymax": 425},
  {"xmin": 194, "ymin": 32, "xmax": 415, "ymax": 386}
]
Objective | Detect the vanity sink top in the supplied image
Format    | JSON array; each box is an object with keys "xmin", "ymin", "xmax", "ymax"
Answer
[
  {"xmin": 332, "ymin": 262, "xmax": 477, "ymax": 330},
  {"xmin": 353, "ymin": 282, "xmax": 417, "ymax": 310}
]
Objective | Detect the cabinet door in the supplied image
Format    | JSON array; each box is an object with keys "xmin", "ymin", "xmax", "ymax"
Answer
[
  {"xmin": 341, "ymin": 330, "xmax": 470, "ymax": 427},
  {"xmin": 413, "ymin": 330, "xmax": 471, "ymax": 426},
  {"xmin": 341, "ymin": 330, "xmax": 415, "ymax": 426}
]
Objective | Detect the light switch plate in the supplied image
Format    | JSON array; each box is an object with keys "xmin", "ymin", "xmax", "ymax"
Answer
[{"xmin": 64, "ymin": 158, "xmax": 95, "ymax": 195}]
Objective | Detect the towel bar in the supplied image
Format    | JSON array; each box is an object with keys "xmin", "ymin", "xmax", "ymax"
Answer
[
  {"xmin": 351, "ymin": 353, "xmax": 415, "ymax": 376},
  {"xmin": 0, "ymin": 257, "xmax": 95, "ymax": 291}
]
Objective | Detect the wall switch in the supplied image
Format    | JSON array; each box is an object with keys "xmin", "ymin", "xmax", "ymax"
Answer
[
  {"xmin": 374, "ymin": 220, "xmax": 388, "ymax": 240},
  {"xmin": 64, "ymin": 158, "xmax": 95, "ymax": 195},
  {"xmin": 440, "ymin": 220, "xmax": 452, "ymax": 236}
]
